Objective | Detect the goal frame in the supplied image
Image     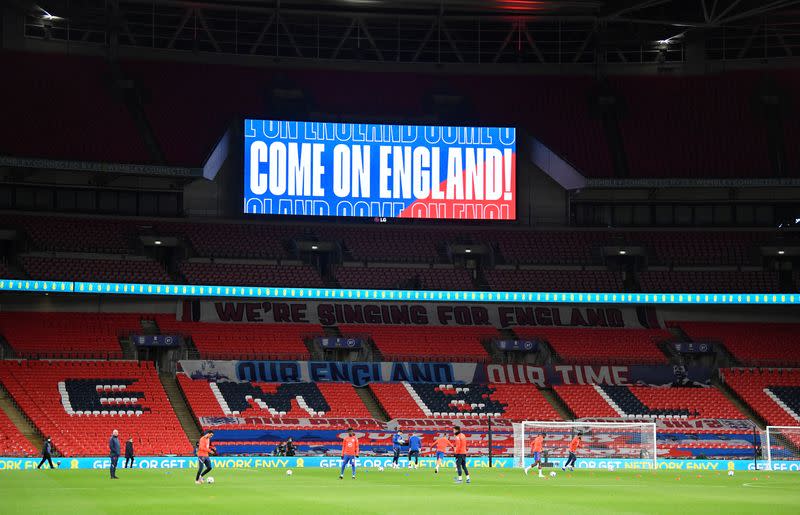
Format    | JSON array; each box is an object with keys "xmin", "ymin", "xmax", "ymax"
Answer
[
  {"xmin": 514, "ymin": 420, "xmax": 658, "ymax": 470},
  {"xmin": 766, "ymin": 425, "xmax": 800, "ymax": 470}
]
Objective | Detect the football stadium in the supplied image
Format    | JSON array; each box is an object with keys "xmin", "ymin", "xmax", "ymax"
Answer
[{"xmin": 2, "ymin": 0, "xmax": 800, "ymax": 513}]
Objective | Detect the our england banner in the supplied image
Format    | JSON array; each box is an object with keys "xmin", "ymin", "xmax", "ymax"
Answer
[
  {"xmin": 243, "ymin": 120, "xmax": 516, "ymax": 220},
  {"xmin": 179, "ymin": 360, "xmax": 712, "ymax": 387}
]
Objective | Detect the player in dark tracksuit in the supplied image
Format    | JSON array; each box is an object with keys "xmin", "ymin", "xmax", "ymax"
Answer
[
  {"xmin": 391, "ymin": 430, "xmax": 406, "ymax": 469},
  {"xmin": 38, "ymin": 437, "xmax": 55, "ymax": 469},
  {"xmin": 408, "ymin": 434, "xmax": 422, "ymax": 469},
  {"xmin": 124, "ymin": 438, "xmax": 135, "ymax": 468},
  {"xmin": 109, "ymin": 430, "xmax": 121, "ymax": 479}
]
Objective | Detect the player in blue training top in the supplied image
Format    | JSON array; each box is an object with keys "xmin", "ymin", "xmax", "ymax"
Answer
[
  {"xmin": 391, "ymin": 430, "xmax": 406, "ymax": 469},
  {"xmin": 407, "ymin": 433, "xmax": 422, "ymax": 469}
]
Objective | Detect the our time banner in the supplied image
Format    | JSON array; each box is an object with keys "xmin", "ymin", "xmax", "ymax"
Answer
[{"xmin": 243, "ymin": 120, "xmax": 516, "ymax": 220}]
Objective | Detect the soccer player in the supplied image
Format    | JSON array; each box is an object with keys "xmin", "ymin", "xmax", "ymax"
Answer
[
  {"xmin": 339, "ymin": 428, "xmax": 359, "ymax": 480},
  {"xmin": 37, "ymin": 437, "xmax": 55, "ymax": 469},
  {"xmin": 524, "ymin": 432, "xmax": 546, "ymax": 478},
  {"xmin": 407, "ymin": 433, "xmax": 421, "ymax": 469},
  {"xmin": 432, "ymin": 434, "xmax": 453, "ymax": 474},
  {"xmin": 452, "ymin": 426, "xmax": 470, "ymax": 484},
  {"xmin": 562, "ymin": 432, "xmax": 582, "ymax": 471},
  {"xmin": 195, "ymin": 430, "xmax": 215, "ymax": 484},
  {"xmin": 391, "ymin": 430, "xmax": 406, "ymax": 469}
]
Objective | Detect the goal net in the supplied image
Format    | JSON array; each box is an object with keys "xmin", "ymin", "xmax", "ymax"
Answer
[
  {"xmin": 513, "ymin": 421, "xmax": 657, "ymax": 470},
  {"xmin": 766, "ymin": 426, "xmax": 800, "ymax": 470}
]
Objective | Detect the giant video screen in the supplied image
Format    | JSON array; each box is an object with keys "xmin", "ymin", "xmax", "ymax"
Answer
[{"xmin": 244, "ymin": 120, "xmax": 516, "ymax": 220}]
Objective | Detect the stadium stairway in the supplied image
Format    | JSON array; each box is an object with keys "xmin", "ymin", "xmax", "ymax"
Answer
[
  {"xmin": 159, "ymin": 373, "xmax": 202, "ymax": 444},
  {"xmin": 713, "ymin": 376, "xmax": 767, "ymax": 428},
  {"xmin": 0, "ymin": 382, "xmax": 43, "ymax": 451},
  {"xmin": 0, "ymin": 335, "xmax": 15, "ymax": 359},
  {"xmin": 540, "ymin": 389, "xmax": 575, "ymax": 420},
  {"xmin": 354, "ymin": 386, "xmax": 390, "ymax": 421}
]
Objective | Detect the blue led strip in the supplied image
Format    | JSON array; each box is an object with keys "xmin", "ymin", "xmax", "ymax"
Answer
[
  {"xmin": 0, "ymin": 280, "xmax": 72, "ymax": 293},
  {"xmin": 0, "ymin": 279, "xmax": 791, "ymax": 304}
]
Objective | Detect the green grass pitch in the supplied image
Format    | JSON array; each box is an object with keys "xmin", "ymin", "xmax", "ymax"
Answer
[{"xmin": 2, "ymin": 467, "xmax": 799, "ymax": 514}]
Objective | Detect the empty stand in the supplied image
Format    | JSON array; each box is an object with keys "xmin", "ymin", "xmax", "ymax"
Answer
[
  {"xmin": 180, "ymin": 261, "xmax": 324, "ymax": 287},
  {"xmin": 13, "ymin": 216, "xmax": 137, "ymax": 254},
  {"xmin": 328, "ymin": 226, "xmax": 445, "ymax": 263},
  {"xmin": 177, "ymin": 375, "xmax": 373, "ymax": 429},
  {"xmin": 632, "ymin": 231, "xmax": 764, "ymax": 266},
  {"xmin": 604, "ymin": 385, "xmax": 745, "ymax": 419},
  {"xmin": 0, "ymin": 52, "xmax": 149, "ymax": 164},
  {"xmin": 553, "ymin": 385, "xmax": 621, "ymax": 418},
  {"xmin": 335, "ymin": 265, "xmax": 474, "ymax": 290},
  {"xmin": 555, "ymin": 384, "xmax": 745, "ymax": 419},
  {"xmin": 676, "ymin": 322, "xmax": 800, "ymax": 367},
  {"xmin": 610, "ymin": 73, "xmax": 770, "ymax": 178},
  {"xmin": 485, "ymin": 268, "xmax": 623, "ymax": 292},
  {"xmin": 0, "ymin": 312, "xmax": 145, "ymax": 359},
  {"xmin": 492, "ymin": 231, "xmax": 608, "ymax": 265},
  {"xmin": 370, "ymin": 382, "xmax": 560, "ymax": 421},
  {"xmin": 170, "ymin": 223, "xmax": 304, "ymax": 259},
  {"xmin": 341, "ymin": 324, "xmax": 496, "ymax": 363},
  {"xmin": 155, "ymin": 316, "xmax": 315, "ymax": 360},
  {"xmin": 639, "ymin": 271, "xmax": 779, "ymax": 293},
  {"xmin": 0, "ymin": 408, "xmax": 37, "ymax": 457},
  {"xmin": 488, "ymin": 384, "xmax": 561, "ymax": 421},
  {"xmin": 21, "ymin": 255, "xmax": 171, "ymax": 284},
  {"xmin": 6, "ymin": 53, "xmax": 800, "ymax": 179},
  {"xmin": 723, "ymin": 368, "xmax": 800, "ymax": 427},
  {"xmin": 368, "ymin": 383, "xmax": 427, "ymax": 419},
  {"xmin": 514, "ymin": 327, "xmax": 670, "ymax": 365},
  {"xmin": 0, "ymin": 360, "xmax": 191, "ymax": 456}
]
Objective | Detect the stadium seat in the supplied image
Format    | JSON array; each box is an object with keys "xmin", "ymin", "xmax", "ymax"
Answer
[
  {"xmin": 341, "ymin": 325, "xmax": 496, "ymax": 363},
  {"xmin": 155, "ymin": 316, "xmax": 317, "ymax": 360},
  {"xmin": 673, "ymin": 322, "xmax": 800, "ymax": 367},
  {"xmin": 514, "ymin": 327, "xmax": 671, "ymax": 365},
  {"xmin": 0, "ymin": 312, "xmax": 145, "ymax": 359},
  {"xmin": 180, "ymin": 261, "xmax": 325, "ymax": 287},
  {"xmin": 369, "ymin": 382, "xmax": 560, "ymax": 421},
  {"xmin": 21, "ymin": 255, "xmax": 172, "ymax": 284},
  {"xmin": 485, "ymin": 268, "xmax": 623, "ymax": 292},
  {"xmin": 0, "ymin": 408, "xmax": 37, "ymax": 457},
  {"xmin": 0, "ymin": 360, "xmax": 192, "ymax": 456},
  {"xmin": 335, "ymin": 265, "xmax": 474, "ymax": 291},
  {"xmin": 177, "ymin": 375, "xmax": 375, "ymax": 430}
]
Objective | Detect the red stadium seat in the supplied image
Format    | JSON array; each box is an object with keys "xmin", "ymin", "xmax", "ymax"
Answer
[
  {"xmin": 0, "ymin": 409, "xmax": 37, "ymax": 457},
  {"xmin": 674, "ymin": 322, "xmax": 800, "ymax": 367},
  {"xmin": 515, "ymin": 327, "xmax": 671, "ymax": 365},
  {"xmin": 340, "ymin": 324, "xmax": 496, "ymax": 363},
  {"xmin": 0, "ymin": 360, "xmax": 192, "ymax": 457},
  {"xmin": 0, "ymin": 312, "xmax": 146, "ymax": 359},
  {"xmin": 155, "ymin": 315, "xmax": 317, "ymax": 360}
]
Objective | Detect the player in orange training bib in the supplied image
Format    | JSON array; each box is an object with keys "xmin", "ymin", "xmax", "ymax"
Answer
[
  {"xmin": 524, "ymin": 432, "xmax": 546, "ymax": 478},
  {"xmin": 432, "ymin": 435, "xmax": 453, "ymax": 474},
  {"xmin": 562, "ymin": 432, "xmax": 582, "ymax": 471},
  {"xmin": 339, "ymin": 428, "xmax": 360, "ymax": 480},
  {"xmin": 452, "ymin": 426, "xmax": 470, "ymax": 484}
]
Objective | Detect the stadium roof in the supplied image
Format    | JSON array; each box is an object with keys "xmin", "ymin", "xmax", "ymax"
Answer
[{"xmin": 10, "ymin": 1, "xmax": 800, "ymax": 65}]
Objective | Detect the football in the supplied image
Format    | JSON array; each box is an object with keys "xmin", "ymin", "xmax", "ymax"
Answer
[
  {"xmin": 286, "ymin": 469, "xmax": 293, "ymax": 476},
  {"xmin": 728, "ymin": 471, "xmax": 734, "ymax": 477},
  {"xmin": 378, "ymin": 466, "xmax": 385, "ymax": 472},
  {"xmin": 206, "ymin": 477, "xmax": 214, "ymax": 484},
  {"xmin": 608, "ymin": 465, "xmax": 615, "ymax": 472},
  {"xmin": 550, "ymin": 471, "xmax": 557, "ymax": 477}
]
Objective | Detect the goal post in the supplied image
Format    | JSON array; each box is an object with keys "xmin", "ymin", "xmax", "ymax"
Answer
[
  {"xmin": 513, "ymin": 421, "xmax": 657, "ymax": 470},
  {"xmin": 766, "ymin": 426, "xmax": 800, "ymax": 470}
]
